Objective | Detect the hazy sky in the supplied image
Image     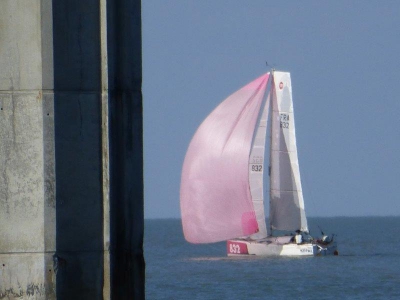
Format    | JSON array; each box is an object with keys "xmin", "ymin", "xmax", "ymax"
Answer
[{"xmin": 143, "ymin": 1, "xmax": 400, "ymax": 219}]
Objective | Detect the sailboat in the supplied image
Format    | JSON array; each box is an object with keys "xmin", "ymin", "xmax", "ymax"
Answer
[{"xmin": 180, "ymin": 70, "xmax": 338, "ymax": 256}]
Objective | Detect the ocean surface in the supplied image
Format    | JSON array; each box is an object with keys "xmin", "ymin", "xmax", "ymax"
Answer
[{"xmin": 145, "ymin": 217, "xmax": 400, "ymax": 299}]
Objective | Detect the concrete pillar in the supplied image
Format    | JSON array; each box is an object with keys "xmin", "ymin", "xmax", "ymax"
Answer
[{"xmin": 0, "ymin": 0, "xmax": 144, "ymax": 299}]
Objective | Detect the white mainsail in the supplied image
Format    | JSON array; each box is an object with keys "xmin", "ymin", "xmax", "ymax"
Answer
[{"xmin": 269, "ymin": 71, "xmax": 308, "ymax": 233}]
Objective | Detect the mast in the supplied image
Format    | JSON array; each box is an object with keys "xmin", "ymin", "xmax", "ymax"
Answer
[{"xmin": 268, "ymin": 69, "xmax": 275, "ymax": 236}]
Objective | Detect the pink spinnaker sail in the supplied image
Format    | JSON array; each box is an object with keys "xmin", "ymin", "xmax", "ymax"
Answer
[{"xmin": 180, "ymin": 73, "xmax": 270, "ymax": 243}]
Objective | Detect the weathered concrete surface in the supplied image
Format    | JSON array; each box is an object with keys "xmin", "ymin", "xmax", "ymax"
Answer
[
  {"xmin": 0, "ymin": 0, "xmax": 56, "ymax": 298},
  {"xmin": 0, "ymin": 94, "xmax": 45, "ymax": 248},
  {"xmin": 0, "ymin": 253, "xmax": 55, "ymax": 299},
  {"xmin": 0, "ymin": 1, "xmax": 42, "ymax": 90},
  {"xmin": 0, "ymin": 93, "xmax": 56, "ymax": 299}
]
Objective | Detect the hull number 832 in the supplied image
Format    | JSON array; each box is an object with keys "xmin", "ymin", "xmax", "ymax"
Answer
[{"xmin": 229, "ymin": 244, "xmax": 241, "ymax": 254}]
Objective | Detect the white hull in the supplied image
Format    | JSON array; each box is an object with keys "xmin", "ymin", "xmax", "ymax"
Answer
[{"xmin": 227, "ymin": 239, "xmax": 338, "ymax": 257}]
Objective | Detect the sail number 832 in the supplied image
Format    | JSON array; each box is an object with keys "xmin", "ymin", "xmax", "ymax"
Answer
[
  {"xmin": 251, "ymin": 165, "xmax": 262, "ymax": 172},
  {"xmin": 280, "ymin": 113, "xmax": 289, "ymax": 129}
]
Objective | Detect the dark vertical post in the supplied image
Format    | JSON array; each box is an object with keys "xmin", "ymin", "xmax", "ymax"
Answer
[
  {"xmin": 52, "ymin": 0, "xmax": 105, "ymax": 298},
  {"xmin": 107, "ymin": 0, "xmax": 145, "ymax": 299}
]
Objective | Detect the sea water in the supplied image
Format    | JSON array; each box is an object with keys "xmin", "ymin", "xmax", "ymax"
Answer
[{"xmin": 145, "ymin": 217, "xmax": 400, "ymax": 299}]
